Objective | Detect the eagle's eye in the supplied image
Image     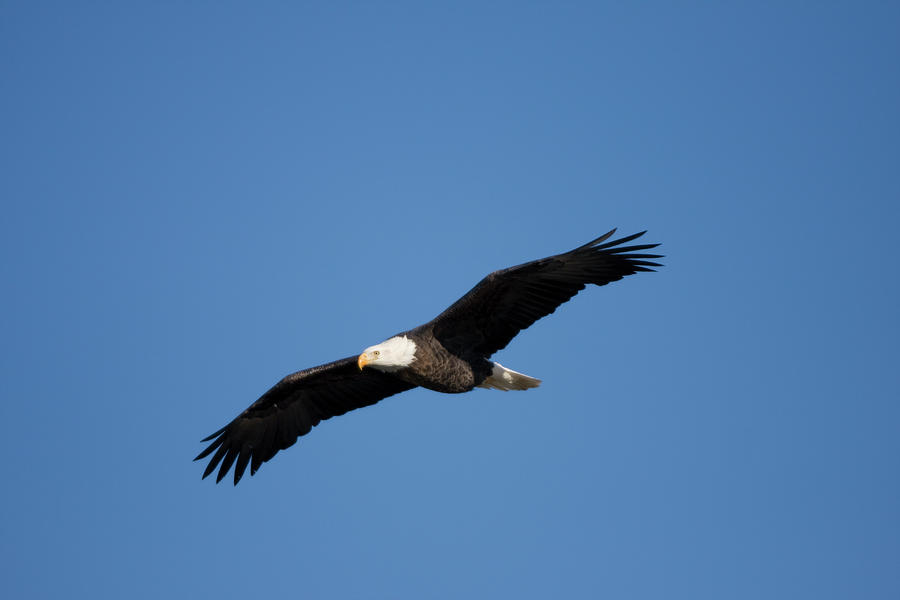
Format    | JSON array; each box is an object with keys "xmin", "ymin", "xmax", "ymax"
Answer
[{"xmin": 373, "ymin": 350, "xmax": 380, "ymax": 357}]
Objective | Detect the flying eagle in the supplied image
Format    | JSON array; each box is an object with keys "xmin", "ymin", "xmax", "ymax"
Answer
[{"xmin": 196, "ymin": 229, "xmax": 662, "ymax": 484}]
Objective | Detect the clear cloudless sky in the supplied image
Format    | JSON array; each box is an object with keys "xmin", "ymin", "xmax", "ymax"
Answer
[{"xmin": 2, "ymin": 2, "xmax": 898, "ymax": 598}]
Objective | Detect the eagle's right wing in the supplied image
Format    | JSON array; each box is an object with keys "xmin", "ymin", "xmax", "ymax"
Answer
[{"xmin": 429, "ymin": 229, "xmax": 662, "ymax": 358}]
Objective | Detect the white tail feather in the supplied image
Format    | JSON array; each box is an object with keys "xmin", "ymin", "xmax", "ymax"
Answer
[{"xmin": 477, "ymin": 362, "xmax": 541, "ymax": 391}]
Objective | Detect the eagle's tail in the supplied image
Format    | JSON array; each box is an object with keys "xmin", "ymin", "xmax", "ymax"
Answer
[{"xmin": 477, "ymin": 362, "xmax": 541, "ymax": 391}]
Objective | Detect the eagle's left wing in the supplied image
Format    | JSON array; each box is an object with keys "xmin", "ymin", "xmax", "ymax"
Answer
[{"xmin": 195, "ymin": 356, "xmax": 416, "ymax": 485}]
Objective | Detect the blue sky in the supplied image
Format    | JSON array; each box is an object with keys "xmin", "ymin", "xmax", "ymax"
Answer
[{"xmin": 2, "ymin": 2, "xmax": 898, "ymax": 598}]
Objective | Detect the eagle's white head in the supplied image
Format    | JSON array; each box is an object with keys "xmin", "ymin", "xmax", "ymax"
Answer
[{"xmin": 358, "ymin": 336, "xmax": 417, "ymax": 372}]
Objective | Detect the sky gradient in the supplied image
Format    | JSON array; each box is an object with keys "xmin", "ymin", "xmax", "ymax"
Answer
[{"xmin": 2, "ymin": 2, "xmax": 899, "ymax": 598}]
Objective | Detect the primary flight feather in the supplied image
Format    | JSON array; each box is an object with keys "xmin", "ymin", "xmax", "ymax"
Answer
[{"xmin": 195, "ymin": 229, "xmax": 662, "ymax": 484}]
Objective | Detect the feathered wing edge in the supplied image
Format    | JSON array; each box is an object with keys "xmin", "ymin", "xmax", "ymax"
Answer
[
  {"xmin": 194, "ymin": 356, "xmax": 416, "ymax": 485},
  {"xmin": 572, "ymin": 228, "xmax": 661, "ymax": 264}
]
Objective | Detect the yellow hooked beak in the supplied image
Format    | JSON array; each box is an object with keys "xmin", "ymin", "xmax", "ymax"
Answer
[{"xmin": 357, "ymin": 353, "xmax": 370, "ymax": 370}]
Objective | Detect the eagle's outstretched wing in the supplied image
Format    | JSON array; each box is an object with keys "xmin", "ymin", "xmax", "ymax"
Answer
[
  {"xmin": 195, "ymin": 356, "xmax": 416, "ymax": 484},
  {"xmin": 429, "ymin": 230, "xmax": 662, "ymax": 358}
]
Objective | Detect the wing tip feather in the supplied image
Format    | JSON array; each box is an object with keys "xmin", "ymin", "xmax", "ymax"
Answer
[
  {"xmin": 200, "ymin": 427, "xmax": 227, "ymax": 443},
  {"xmin": 576, "ymin": 228, "xmax": 617, "ymax": 250}
]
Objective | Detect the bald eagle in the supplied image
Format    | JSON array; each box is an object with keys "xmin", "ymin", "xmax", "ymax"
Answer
[{"xmin": 196, "ymin": 229, "xmax": 662, "ymax": 484}]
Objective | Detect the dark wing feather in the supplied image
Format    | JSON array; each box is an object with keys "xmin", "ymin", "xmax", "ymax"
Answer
[
  {"xmin": 429, "ymin": 229, "xmax": 662, "ymax": 357},
  {"xmin": 194, "ymin": 356, "xmax": 416, "ymax": 485}
]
